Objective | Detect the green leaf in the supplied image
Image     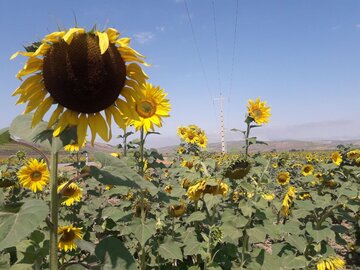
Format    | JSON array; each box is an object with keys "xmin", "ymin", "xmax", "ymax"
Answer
[
  {"xmin": 131, "ymin": 220, "xmax": 156, "ymax": 247},
  {"xmin": 65, "ymin": 264, "xmax": 87, "ymax": 270},
  {"xmin": 203, "ymin": 194, "xmax": 221, "ymax": 212},
  {"xmin": 0, "ymin": 254, "xmax": 10, "ymax": 270},
  {"xmin": 9, "ymin": 264, "xmax": 34, "ymax": 270},
  {"xmin": 0, "ymin": 199, "xmax": 47, "ymax": 250},
  {"xmin": 159, "ymin": 239, "xmax": 183, "ymax": 261},
  {"xmin": 9, "ymin": 114, "xmax": 75, "ymax": 152},
  {"xmin": 95, "ymin": 236, "xmax": 136, "ymax": 270},
  {"xmin": 91, "ymin": 152, "xmax": 157, "ymax": 195},
  {"xmin": 287, "ymin": 235, "xmax": 307, "ymax": 253},
  {"xmin": 186, "ymin": 211, "xmax": 207, "ymax": 223},
  {"xmin": 283, "ymin": 255, "xmax": 308, "ymax": 268},
  {"xmin": 247, "ymin": 227, "xmax": 267, "ymax": 244},
  {"xmin": 184, "ymin": 239, "xmax": 203, "ymax": 256},
  {"xmin": 306, "ymin": 223, "xmax": 335, "ymax": 243},
  {"xmin": 0, "ymin": 128, "xmax": 10, "ymax": 145}
]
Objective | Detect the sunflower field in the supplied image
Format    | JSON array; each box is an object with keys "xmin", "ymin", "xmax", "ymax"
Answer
[{"xmin": 0, "ymin": 26, "xmax": 359, "ymax": 270}]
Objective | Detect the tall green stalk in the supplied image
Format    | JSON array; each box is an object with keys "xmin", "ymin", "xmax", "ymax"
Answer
[
  {"xmin": 49, "ymin": 140, "xmax": 59, "ymax": 270},
  {"xmin": 139, "ymin": 127, "xmax": 146, "ymax": 270},
  {"xmin": 244, "ymin": 119, "xmax": 251, "ymax": 159}
]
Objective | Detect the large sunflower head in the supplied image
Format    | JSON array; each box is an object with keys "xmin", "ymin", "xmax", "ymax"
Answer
[
  {"xmin": 126, "ymin": 82, "xmax": 170, "ymax": 133},
  {"xmin": 17, "ymin": 158, "xmax": 49, "ymax": 192},
  {"xmin": 247, "ymin": 98, "xmax": 271, "ymax": 125},
  {"xmin": 58, "ymin": 224, "xmax": 83, "ymax": 252},
  {"xmin": 58, "ymin": 182, "xmax": 82, "ymax": 206},
  {"xmin": 12, "ymin": 27, "xmax": 149, "ymax": 145}
]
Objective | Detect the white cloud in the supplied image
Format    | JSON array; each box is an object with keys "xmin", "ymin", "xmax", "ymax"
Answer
[
  {"xmin": 133, "ymin": 32, "xmax": 154, "ymax": 44},
  {"xmin": 156, "ymin": 26, "xmax": 166, "ymax": 32}
]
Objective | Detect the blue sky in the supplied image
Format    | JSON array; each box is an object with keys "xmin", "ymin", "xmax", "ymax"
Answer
[{"xmin": 1, "ymin": 0, "xmax": 360, "ymax": 147}]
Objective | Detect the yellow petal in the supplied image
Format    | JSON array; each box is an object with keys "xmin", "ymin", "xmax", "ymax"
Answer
[
  {"xmin": 63, "ymin": 28, "xmax": 85, "ymax": 44},
  {"xmin": 126, "ymin": 63, "xmax": 149, "ymax": 86},
  {"xmin": 16, "ymin": 57, "xmax": 43, "ymax": 79},
  {"xmin": 32, "ymin": 96, "xmax": 54, "ymax": 127},
  {"xmin": 116, "ymin": 37, "xmax": 130, "ymax": 47},
  {"xmin": 105, "ymin": 109, "xmax": 112, "ymax": 140},
  {"xmin": 108, "ymin": 106, "xmax": 126, "ymax": 129},
  {"xmin": 116, "ymin": 98, "xmax": 139, "ymax": 120},
  {"xmin": 106, "ymin": 28, "xmax": 120, "ymax": 43},
  {"xmin": 53, "ymin": 110, "xmax": 71, "ymax": 137},
  {"xmin": 48, "ymin": 105, "xmax": 64, "ymax": 128},
  {"xmin": 96, "ymin": 31, "xmax": 109, "ymax": 54},
  {"xmin": 43, "ymin": 31, "xmax": 65, "ymax": 43},
  {"xmin": 32, "ymin": 43, "xmax": 51, "ymax": 57},
  {"xmin": 10, "ymin": 51, "xmax": 33, "ymax": 60},
  {"xmin": 87, "ymin": 114, "xmax": 97, "ymax": 145},
  {"xmin": 77, "ymin": 114, "xmax": 88, "ymax": 146},
  {"xmin": 23, "ymin": 90, "xmax": 46, "ymax": 114},
  {"xmin": 93, "ymin": 113, "xmax": 109, "ymax": 141},
  {"xmin": 12, "ymin": 74, "xmax": 42, "ymax": 96}
]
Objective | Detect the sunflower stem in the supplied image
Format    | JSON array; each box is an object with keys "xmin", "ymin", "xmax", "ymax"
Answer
[
  {"xmin": 244, "ymin": 120, "xmax": 251, "ymax": 159},
  {"xmin": 49, "ymin": 140, "xmax": 59, "ymax": 270},
  {"xmin": 139, "ymin": 127, "xmax": 146, "ymax": 270}
]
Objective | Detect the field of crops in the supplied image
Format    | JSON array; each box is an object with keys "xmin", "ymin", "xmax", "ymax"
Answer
[{"xmin": 0, "ymin": 118, "xmax": 359, "ymax": 270}]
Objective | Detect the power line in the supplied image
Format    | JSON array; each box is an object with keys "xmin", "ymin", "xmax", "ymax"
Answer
[
  {"xmin": 228, "ymin": 0, "xmax": 239, "ymax": 103},
  {"xmin": 183, "ymin": 0, "xmax": 213, "ymax": 99},
  {"xmin": 212, "ymin": 0, "xmax": 222, "ymax": 95}
]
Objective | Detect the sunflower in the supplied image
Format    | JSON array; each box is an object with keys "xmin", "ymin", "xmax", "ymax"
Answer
[
  {"xmin": 186, "ymin": 179, "xmax": 228, "ymax": 201},
  {"xmin": 347, "ymin": 149, "xmax": 360, "ymax": 160},
  {"xmin": 58, "ymin": 224, "xmax": 83, "ymax": 252},
  {"xmin": 276, "ymin": 171, "xmax": 290, "ymax": 185},
  {"xmin": 110, "ymin": 152, "xmax": 121, "ymax": 158},
  {"xmin": 177, "ymin": 126, "xmax": 188, "ymax": 139},
  {"xmin": 168, "ymin": 202, "xmax": 186, "ymax": 218},
  {"xmin": 126, "ymin": 82, "xmax": 170, "ymax": 133},
  {"xmin": 302, "ymin": 164, "xmax": 314, "ymax": 176},
  {"xmin": 331, "ymin": 151, "xmax": 342, "ymax": 166},
  {"xmin": 11, "ymin": 27, "xmax": 149, "ymax": 145},
  {"xmin": 17, "ymin": 158, "xmax": 49, "ymax": 192},
  {"xmin": 316, "ymin": 256, "xmax": 345, "ymax": 270},
  {"xmin": 64, "ymin": 139, "xmax": 86, "ymax": 152},
  {"xmin": 196, "ymin": 132, "xmax": 208, "ymax": 148},
  {"xmin": 281, "ymin": 186, "xmax": 296, "ymax": 217},
  {"xmin": 184, "ymin": 128, "xmax": 198, "ymax": 144},
  {"xmin": 262, "ymin": 193, "xmax": 276, "ymax": 201},
  {"xmin": 247, "ymin": 98, "xmax": 271, "ymax": 125},
  {"xmin": 58, "ymin": 182, "xmax": 82, "ymax": 206}
]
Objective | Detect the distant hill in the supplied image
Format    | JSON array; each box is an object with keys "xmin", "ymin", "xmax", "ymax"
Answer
[
  {"xmin": 1, "ymin": 139, "xmax": 360, "ymax": 159},
  {"xmin": 158, "ymin": 139, "xmax": 360, "ymax": 154}
]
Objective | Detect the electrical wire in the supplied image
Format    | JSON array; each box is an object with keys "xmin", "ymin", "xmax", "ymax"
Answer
[{"xmin": 183, "ymin": 0, "xmax": 213, "ymax": 100}]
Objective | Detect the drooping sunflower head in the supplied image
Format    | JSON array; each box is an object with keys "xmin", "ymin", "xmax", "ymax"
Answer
[
  {"xmin": 246, "ymin": 98, "xmax": 271, "ymax": 125},
  {"xmin": 316, "ymin": 256, "xmax": 345, "ymax": 270},
  {"xmin": 17, "ymin": 158, "xmax": 49, "ymax": 192},
  {"xmin": 223, "ymin": 159, "xmax": 251, "ymax": 180},
  {"xmin": 331, "ymin": 151, "xmax": 342, "ymax": 166},
  {"xmin": 126, "ymin": 82, "xmax": 170, "ymax": 133},
  {"xmin": 12, "ymin": 27, "xmax": 149, "ymax": 145},
  {"xmin": 276, "ymin": 171, "xmax": 290, "ymax": 185},
  {"xmin": 58, "ymin": 224, "xmax": 83, "ymax": 252},
  {"xmin": 58, "ymin": 182, "xmax": 82, "ymax": 206},
  {"xmin": 64, "ymin": 139, "xmax": 86, "ymax": 152},
  {"xmin": 168, "ymin": 202, "xmax": 186, "ymax": 218}
]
